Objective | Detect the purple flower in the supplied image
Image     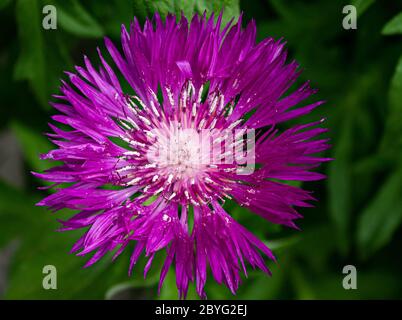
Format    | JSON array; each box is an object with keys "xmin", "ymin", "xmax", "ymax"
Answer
[{"xmin": 35, "ymin": 12, "xmax": 330, "ymax": 298}]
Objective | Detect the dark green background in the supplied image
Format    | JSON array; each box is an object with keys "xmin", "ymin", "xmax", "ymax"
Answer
[{"xmin": 0, "ymin": 0, "xmax": 402, "ymax": 299}]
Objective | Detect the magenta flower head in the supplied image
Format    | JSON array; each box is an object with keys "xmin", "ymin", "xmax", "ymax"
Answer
[{"xmin": 35, "ymin": 12, "xmax": 330, "ymax": 298}]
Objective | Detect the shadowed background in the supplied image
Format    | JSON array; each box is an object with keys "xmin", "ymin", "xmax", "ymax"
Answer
[{"xmin": 0, "ymin": 0, "xmax": 402, "ymax": 299}]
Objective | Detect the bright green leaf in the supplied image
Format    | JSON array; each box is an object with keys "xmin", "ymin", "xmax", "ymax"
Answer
[
  {"xmin": 382, "ymin": 11, "xmax": 402, "ymax": 35},
  {"xmin": 196, "ymin": 0, "xmax": 239, "ymax": 24},
  {"xmin": 264, "ymin": 236, "xmax": 299, "ymax": 251},
  {"xmin": 158, "ymin": 268, "xmax": 178, "ymax": 299},
  {"xmin": 135, "ymin": 0, "xmax": 240, "ymax": 25},
  {"xmin": 352, "ymin": 0, "xmax": 376, "ymax": 17}
]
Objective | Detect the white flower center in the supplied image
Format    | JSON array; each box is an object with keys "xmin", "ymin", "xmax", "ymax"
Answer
[{"xmin": 147, "ymin": 124, "xmax": 208, "ymax": 179}]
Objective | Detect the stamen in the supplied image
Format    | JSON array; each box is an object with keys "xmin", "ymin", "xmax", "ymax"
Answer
[{"xmin": 127, "ymin": 177, "xmax": 142, "ymax": 185}]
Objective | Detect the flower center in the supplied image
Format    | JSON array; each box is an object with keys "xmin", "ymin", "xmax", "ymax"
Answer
[
  {"xmin": 112, "ymin": 81, "xmax": 244, "ymax": 205},
  {"xmin": 147, "ymin": 123, "xmax": 207, "ymax": 179}
]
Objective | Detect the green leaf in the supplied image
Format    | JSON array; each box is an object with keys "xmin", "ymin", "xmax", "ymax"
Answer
[
  {"xmin": 237, "ymin": 269, "xmax": 283, "ymax": 300},
  {"xmin": 144, "ymin": 0, "xmax": 179, "ymax": 18},
  {"xmin": 2, "ymin": 185, "xmax": 160, "ymax": 299},
  {"xmin": 6, "ymin": 231, "xmax": 110, "ymax": 299},
  {"xmin": 104, "ymin": 275, "xmax": 158, "ymax": 300},
  {"xmin": 0, "ymin": 182, "xmax": 87, "ymax": 297},
  {"xmin": 14, "ymin": 0, "xmax": 48, "ymax": 109},
  {"xmin": 328, "ymin": 119, "xmax": 353, "ymax": 255},
  {"xmin": 135, "ymin": 0, "xmax": 240, "ymax": 25},
  {"xmin": 382, "ymin": 11, "xmax": 402, "ymax": 35},
  {"xmin": 174, "ymin": 0, "xmax": 197, "ymax": 18},
  {"xmin": 264, "ymin": 236, "xmax": 299, "ymax": 251},
  {"xmin": 380, "ymin": 54, "xmax": 402, "ymax": 155},
  {"xmin": 0, "ymin": 180, "xmax": 46, "ymax": 247},
  {"xmin": 52, "ymin": 0, "xmax": 104, "ymax": 38},
  {"xmin": 352, "ymin": 0, "xmax": 376, "ymax": 17},
  {"xmin": 158, "ymin": 268, "xmax": 178, "ymax": 299},
  {"xmin": 88, "ymin": 0, "xmax": 134, "ymax": 38},
  {"xmin": 11, "ymin": 122, "xmax": 57, "ymax": 177},
  {"xmin": 290, "ymin": 226, "xmax": 336, "ymax": 272},
  {"xmin": 291, "ymin": 265, "xmax": 315, "ymax": 300},
  {"xmin": 195, "ymin": 0, "xmax": 240, "ymax": 24},
  {"xmin": 1, "ymin": 184, "xmax": 132, "ymax": 299},
  {"xmin": 357, "ymin": 166, "xmax": 402, "ymax": 258}
]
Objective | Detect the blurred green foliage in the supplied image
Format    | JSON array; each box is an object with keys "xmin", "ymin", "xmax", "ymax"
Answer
[{"xmin": 0, "ymin": 0, "xmax": 402, "ymax": 299}]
